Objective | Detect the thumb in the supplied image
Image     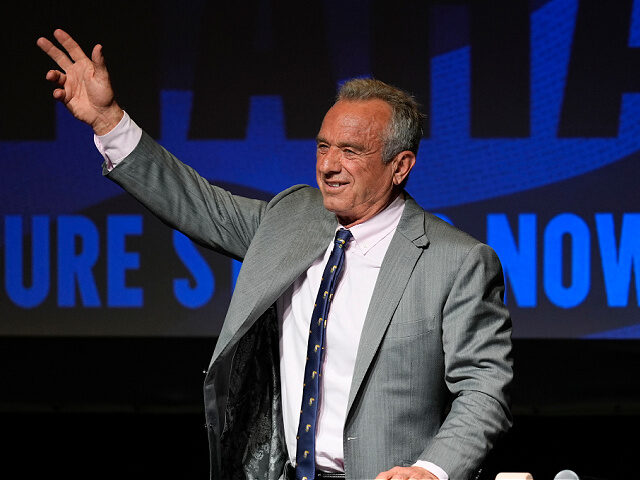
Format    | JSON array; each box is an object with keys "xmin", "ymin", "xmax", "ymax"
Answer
[{"xmin": 91, "ymin": 44, "xmax": 107, "ymax": 71}]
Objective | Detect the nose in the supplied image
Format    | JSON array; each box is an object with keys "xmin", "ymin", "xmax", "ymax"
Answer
[{"xmin": 317, "ymin": 146, "xmax": 342, "ymax": 175}]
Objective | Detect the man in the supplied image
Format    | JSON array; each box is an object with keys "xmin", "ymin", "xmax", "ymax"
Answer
[{"xmin": 38, "ymin": 29, "xmax": 513, "ymax": 480}]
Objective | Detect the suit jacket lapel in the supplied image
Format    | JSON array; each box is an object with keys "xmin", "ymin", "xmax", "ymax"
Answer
[
  {"xmin": 245, "ymin": 211, "xmax": 337, "ymax": 325},
  {"xmin": 213, "ymin": 198, "xmax": 337, "ymax": 363},
  {"xmin": 346, "ymin": 196, "xmax": 429, "ymax": 415}
]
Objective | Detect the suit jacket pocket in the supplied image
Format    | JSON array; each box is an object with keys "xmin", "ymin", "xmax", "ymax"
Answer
[{"xmin": 385, "ymin": 317, "xmax": 434, "ymax": 339}]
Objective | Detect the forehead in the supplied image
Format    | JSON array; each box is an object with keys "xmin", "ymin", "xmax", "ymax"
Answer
[{"xmin": 319, "ymin": 99, "xmax": 392, "ymax": 142}]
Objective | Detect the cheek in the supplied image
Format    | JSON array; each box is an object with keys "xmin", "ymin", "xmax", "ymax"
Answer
[{"xmin": 361, "ymin": 169, "xmax": 388, "ymax": 193}]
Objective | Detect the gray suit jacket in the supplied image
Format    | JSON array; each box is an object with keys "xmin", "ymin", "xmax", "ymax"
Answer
[{"xmin": 107, "ymin": 132, "xmax": 513, "ymax": 480}]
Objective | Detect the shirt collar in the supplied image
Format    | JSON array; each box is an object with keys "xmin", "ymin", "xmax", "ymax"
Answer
[{"xmin": 338, "ymin": 194, "xmax": 406, "ymax": 256}]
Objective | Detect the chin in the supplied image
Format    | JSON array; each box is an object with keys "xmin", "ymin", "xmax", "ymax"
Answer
[
  {"xmin": 321, "ymin": 198, "xmax": 345, "ymax": 216},
  {"xmin": 322, "ymin": 198, "xmax": 340, "ymax": 214}
]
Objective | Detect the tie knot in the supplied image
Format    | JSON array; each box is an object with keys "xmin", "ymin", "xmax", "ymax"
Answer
[{"xmin": 334, "ymin": 228, "xmax": 352, "ymax": 247}]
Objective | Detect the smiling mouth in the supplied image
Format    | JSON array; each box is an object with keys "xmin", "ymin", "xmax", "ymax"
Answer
[{"xmin": 324, "ymin": 180, "xmax": 347, "ymax": 189}]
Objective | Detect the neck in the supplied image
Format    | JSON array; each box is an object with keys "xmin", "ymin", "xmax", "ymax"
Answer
[{"xmin": 337, "ymin": 190, "xmax": 403, "ymax": 228}]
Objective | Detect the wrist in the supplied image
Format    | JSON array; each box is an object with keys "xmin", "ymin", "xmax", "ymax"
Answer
[{"xmin": 92, "ymin": 103, "xmax": 124, "ymax": 136}]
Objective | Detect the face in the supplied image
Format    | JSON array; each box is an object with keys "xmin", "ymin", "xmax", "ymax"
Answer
[{"xmin": 316, "ymin": 99, "xmax": 408, "ymax": 227}]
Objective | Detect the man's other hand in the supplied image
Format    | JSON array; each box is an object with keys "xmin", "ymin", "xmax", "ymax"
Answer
[
  {"xmin": 376, "ymin": 466, "xmax": 439, "ymax": 480},
  {"xmin": 37, "ymin": 29, "xmax": 123, "ymax": 135}
]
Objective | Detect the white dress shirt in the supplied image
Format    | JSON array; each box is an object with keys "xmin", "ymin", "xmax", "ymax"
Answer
[
  {"xmin": 277, "ymin": 194, "xmax": 404, "ymax": 472},
  {"xmin": 95, "ymin": 112, "xmax": 448, "ymax": 480}
]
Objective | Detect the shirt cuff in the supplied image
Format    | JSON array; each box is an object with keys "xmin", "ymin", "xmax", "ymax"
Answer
[
  {"xmin": 413, "ymin": 460, "xmax": 449, "ymax": 480},
  {"xmin": 93, "ymin": 111, "xmax": 143, "ymax": 171}
]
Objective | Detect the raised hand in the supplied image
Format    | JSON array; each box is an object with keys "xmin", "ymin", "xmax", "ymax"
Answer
[{"xmin": 37, "ymin": 29, "xmax": 124, "ymax": 135}]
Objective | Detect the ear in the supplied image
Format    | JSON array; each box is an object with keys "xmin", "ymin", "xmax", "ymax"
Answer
[{"xmin": 391, "ymin": 151, "xmax": 416, "ymax": 186}]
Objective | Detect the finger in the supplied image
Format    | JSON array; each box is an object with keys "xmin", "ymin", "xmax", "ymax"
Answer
[
  {"xmin": 45, "ymin": 69, "xmax": 67, "ymax": 87},
  {"xmin": 37, "ymin": 36, "xmax": 73, "ymax": 71},
  {"xmin": 52, "ymin": 88, "xmax": 66, "ymax": 101},
  {"xmin": 53, "ymin": 28, "xmax": 90, "ymax": 63}
]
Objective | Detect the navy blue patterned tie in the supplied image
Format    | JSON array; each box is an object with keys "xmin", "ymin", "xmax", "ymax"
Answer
[{"xmin": 295, "ymin": 228, "xmax": 352, "ymax": 480}]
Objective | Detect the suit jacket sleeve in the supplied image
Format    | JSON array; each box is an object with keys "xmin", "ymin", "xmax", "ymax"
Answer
[
  {"xmin": 419, "ymin": 242, "xmax": 513, "ymax": 479},
  {"xmin": 104, "ymin": 131, "xmax": 267, "ymax": 260}
]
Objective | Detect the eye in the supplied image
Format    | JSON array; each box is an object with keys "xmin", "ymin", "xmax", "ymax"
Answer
[{"xmin": 317, "ymin": 143, "xmax": 329, "ymax": 153}]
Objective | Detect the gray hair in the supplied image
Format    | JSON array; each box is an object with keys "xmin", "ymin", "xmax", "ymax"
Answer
[{"xmin": 336, "ymin": 78, "xmax": 424, "ymax": 163}]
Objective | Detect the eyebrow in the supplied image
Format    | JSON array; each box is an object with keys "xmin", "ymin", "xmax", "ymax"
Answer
[{"xmin": 315, "ymin": 136, "xmax": 366, "ymax": 152}]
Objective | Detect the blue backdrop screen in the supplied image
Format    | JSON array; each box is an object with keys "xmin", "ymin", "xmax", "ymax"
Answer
[{"xmin": 1, "ymin": 0, "xmax": 638, "ymax": 337}]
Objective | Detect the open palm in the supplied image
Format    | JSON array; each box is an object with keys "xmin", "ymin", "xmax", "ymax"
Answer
[{"xmin": 37, "ymin": 29, "xmax": 123, "ymax": 135}]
